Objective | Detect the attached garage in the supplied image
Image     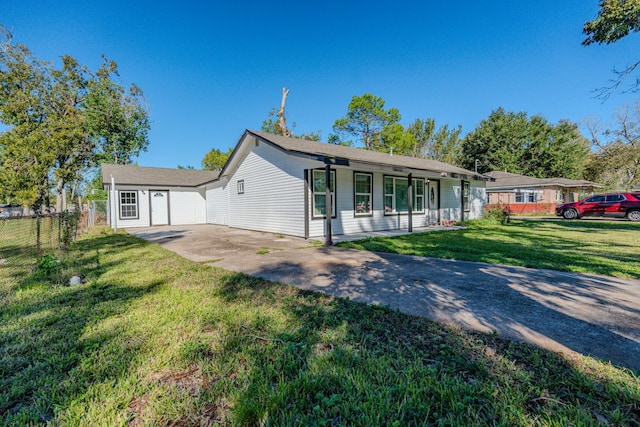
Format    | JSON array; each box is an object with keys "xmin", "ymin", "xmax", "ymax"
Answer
[{"xmin": 102, "ymin": 164, "xmax": 218, "ymax": 228}]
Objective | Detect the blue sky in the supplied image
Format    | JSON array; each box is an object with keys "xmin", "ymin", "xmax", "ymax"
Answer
[{"xmin": 3, "ymin": 1, "xmax": 637, "ymax": 168}]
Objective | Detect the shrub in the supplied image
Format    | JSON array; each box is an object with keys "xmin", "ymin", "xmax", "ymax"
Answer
[{"xmin": 484, "ymin": 206, "xmax": 510, "ymax": 224}]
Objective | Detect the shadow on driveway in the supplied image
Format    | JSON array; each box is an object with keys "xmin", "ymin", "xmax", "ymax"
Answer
[{"xmin": 130, "ymin": 224, "xmax": 640, "ymax": 371}]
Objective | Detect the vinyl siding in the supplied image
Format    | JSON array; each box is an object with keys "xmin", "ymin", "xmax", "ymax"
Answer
[
  {"xmin": 206, "ymin": 184, "xmax": 228, "ymax": 225},
  {"xmin": 226, "ymin": 142, "xmax": 317, "ymax": 237},
  {"xmin": 112, "ymin": 186, "xmax": 150, "ymax": 228},
  {"xmin": 308, "ymin": 170, "xmax": 431, "ymax": 238},
  {"xmin": 469, "ymin": 181, "xmax": 486, "ymax": 219},
  {"xmin": 169, "ymin": 189, "xmax": 207, "ymax": 225}
]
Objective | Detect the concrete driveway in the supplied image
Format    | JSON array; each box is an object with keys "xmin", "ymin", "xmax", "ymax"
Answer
[{"xmin": 128, "ymin": 224, "xmax": 640, "ymax": 371}]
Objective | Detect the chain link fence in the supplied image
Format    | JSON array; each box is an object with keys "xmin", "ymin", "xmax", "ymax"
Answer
[
  {"xmin": 0, "ymin": 210, "xmax": 89, "ymax": 271},
  {"xmin": 88, "ymin": 200, "xmax": 108, "ymax": 227}
]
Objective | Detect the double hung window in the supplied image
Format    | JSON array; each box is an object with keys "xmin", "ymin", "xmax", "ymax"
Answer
[
  {"xmin": 384, "ymin": 176, "xmax": 425, "ymax": 214},
  {"xmin": 354, "ymin": 173, "xmax": 372, "ymax": 215},
  {"xmin": 119, "ymin": 191, "xmax": 138, "ymax": 219},
  {"xmin": 312, "ymin": 169, "xmax": 335, "ymax": 218}
]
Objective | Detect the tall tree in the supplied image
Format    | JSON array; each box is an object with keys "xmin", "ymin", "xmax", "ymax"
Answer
[
  {"xmin": 331, "ymin": 94, "xmax": 400, "ymax": 150},
  {"xmin": 461, "ymin": 108, "xmax": 589, "ymax": 178},
  {"xmin": 0, "ymin": 27, "xmax": 150, "ymax": 211},
  {"xmin": 0, "ymin": 28, "xmax": 61, "ymax": 210},
  {"xmin": 261, "ymin": 88, "xmax": 321, "ymax": 141},
  {"xmin": 584, "ymin": 102, "xmax": 640, "ymax": 190},
  {"xmin": 85, "ymin": 56, "xmax": 150, "ymax": 164},
  {"xmin": 583, "ymin": 0, "xmax": 640, "ymax": 97},
  {"xmin": 202, "ymin": 147, "xmax": 233, "ymax": 170},
  {"xmin": 405, "ymin": 118, "xmax": 462, "ymax": 164}
]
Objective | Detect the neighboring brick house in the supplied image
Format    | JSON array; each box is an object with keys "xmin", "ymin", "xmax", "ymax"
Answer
[{"xmin": 485, "ymin": 171, "xmax": 602, "ymax": 214}]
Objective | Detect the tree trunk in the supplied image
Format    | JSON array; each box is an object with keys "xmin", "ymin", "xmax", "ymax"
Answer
[{"xmin": 278, "ymin": 87, "xmax": 291, "ymax": 137}]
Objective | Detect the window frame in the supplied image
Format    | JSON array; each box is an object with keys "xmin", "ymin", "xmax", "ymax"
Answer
[
  {"xmin": 237, "ymin": 180, "xmax": 245, "ymax": 194},
  {"xmin": 555, "ymin": 190, "xmax": 564, "ymax": 202},
  {"xmin": 353, "ymin": 172, "xmax": 373, "ymax": 217},
  {"xmin": 311, "ymin": 169, "xmax": 336, "ymax": 219},
  {"xmin": 463, "ymin": 181, "xmax": 470, "ymax": 212},
  {"xmin": 119, "ymin": 190, "xmax": 139, "ymax": 220},
  {"xmin": 383, "ymin": 175, "xmax": 425, "ymax": 215}
]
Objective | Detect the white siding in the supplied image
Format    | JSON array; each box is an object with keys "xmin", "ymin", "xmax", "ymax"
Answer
[
  {"xmin": 469, "ymin": 181, "xmax": 485, "ymax": 219},
  {"xmin": 226, "ymin": 141, "xmax": 317, "ymax": 237},
  {"xmin": 113, "ymin": 186, "xmax": 151, "ymax": 228},
  {"xmin": 206, "ymin": 184, "xmax": 228, "ymax": 225},
  {"xmin": 169, "ymin": 189, "xmax": 207, "ymax": 225},
  {"xmin": 439, "ymin": 180, "xmax": 462, "ymax": 221},
  {"xmin": 308, "ymin": 170, "xmax": 431, "ymax": 238},
  {"xmin": 438, "ymin": 179, "xmax": 486, "ymax": 221}
]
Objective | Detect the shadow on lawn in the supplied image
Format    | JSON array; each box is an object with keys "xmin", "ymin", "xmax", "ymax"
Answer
[
  {"xmin": 0, "ymin": 232, "xmax": 162, "ymax": 423},
  {"xmin": 212, "ymin": 271, "xmax": 640, "ymax": 425}
]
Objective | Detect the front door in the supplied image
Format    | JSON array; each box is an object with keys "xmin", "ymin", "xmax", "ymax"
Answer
[
  {"xmin": 151, "ymin": 191, "xmax": 169, "ymax": 225},
  {"xmin": 428, "ymin": 180, "xmax": 440, "ymax": 225}
]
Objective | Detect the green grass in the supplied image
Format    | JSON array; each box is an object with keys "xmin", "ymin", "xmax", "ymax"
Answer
[
  {"xmin": 1, "ymin": 228, "xmax": 639, "ymax": 425},
  {"xmin": 337, "ymin": 219, "xmax": 640, "ymax": 279}
]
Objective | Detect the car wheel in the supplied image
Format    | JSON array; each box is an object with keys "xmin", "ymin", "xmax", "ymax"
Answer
[
  {"xmin": 628, "ymin": 210, "xmax": 640, "ymax": 222},
  {"xmin": 562, "ymin": 209, "xmax": 578, "ymax": 220}
]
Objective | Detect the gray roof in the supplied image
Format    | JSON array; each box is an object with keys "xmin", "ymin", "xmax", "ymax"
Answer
[
  {"xmin": 485, "ymin": 171, "xmax": 601, "ymax": 190},
  {"xmin": 242, "ymin": 130, "xmax": 489, "ymax": 180},
  {"xmin": 102, "ymin": 163, "xmax": 219, "ymax": 187}
]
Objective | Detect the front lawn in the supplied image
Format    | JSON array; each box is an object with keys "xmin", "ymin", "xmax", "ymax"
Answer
[
  {"xmin": 337, "ymin": 219, "xmax": 640, "ymax": 279},
  {"xmin": 1, "ymin": 228, "xmax": 639, "ymax": 425}
]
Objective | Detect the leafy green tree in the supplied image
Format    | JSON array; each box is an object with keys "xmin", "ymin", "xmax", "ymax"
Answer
[
  {"xmin": 461, "ymin": 108, "xmax": 589, "ymax": 179},
  {"xmin": 202, "ymin": 147, "xmax": 233, "ymax": 170},
  {"xmin": 0, "ymin": 26, "xmax": 150, "ymax": 211},
  {"xmin": 584, "ymin": 102, "xmax": 640, "ymax": 190},
  {"xmin": 331, "ymin": 94, "xmax": 401, "ymax": 150},
  {"xmin": 583, "ymin": 0, "xmax": 640, "ymax": 96},
  {"xmin": 261, "ymin": 107, "xmax": 321, "ymax": 141},
  {"xmin": 85, "ymin": 56, "xmax": 150, "ymax": 164},
  {"xmin": 405, "ymin": 118, "xmax": 462, "ymax": 164}
]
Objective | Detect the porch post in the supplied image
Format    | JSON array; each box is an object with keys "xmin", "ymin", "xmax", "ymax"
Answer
[
  {"xmin": 325, "ymin": 164, "xmax": 332, "ymax": 246},
  {"xmin": 407, "ymin": 173, "xmax": 413, "ymax": 232},
  {"xmin": 460, "ymin": 179, "xmax": 465, "ymax": 226}
]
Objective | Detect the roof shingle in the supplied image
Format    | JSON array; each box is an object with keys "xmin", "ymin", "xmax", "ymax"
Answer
[{"xmin": 102, "ymin": 164, "xmax": 219, "ymax": 187}]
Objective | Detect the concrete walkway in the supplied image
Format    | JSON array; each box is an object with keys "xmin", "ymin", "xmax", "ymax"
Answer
[{"xmin": 128, "ymin": 224, "xmax": 640, "ymax": 371}]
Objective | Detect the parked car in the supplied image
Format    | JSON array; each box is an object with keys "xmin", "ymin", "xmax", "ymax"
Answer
[{"xmin": 555, "ymin": 193, "xmax": 640, "ymax": 221}]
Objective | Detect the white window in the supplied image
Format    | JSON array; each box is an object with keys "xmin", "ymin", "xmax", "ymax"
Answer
[
  {"xmin": 237, "ymin": 180, "xmax": 244, "ymax": 194},
  {"xmin": 354, "ymin": 173, "xmax": 372, "ymax": 215},
  {"xmin": 384, "ymin": 176, "xmax": 425, "ymax": 214},
  {"xmin": 555, "ymin": 190, "xmax": 564, "ymax": 202},
  {"xmin": 527, "ymin": 192, "xmax": 535, "ymax": 203},
  {"xmin": 312, "ymin": 169, "xmax": 335, "ymax": 218},
  {"xmin": 515, "ymin": 192, "xmax": 524, "ymax": 203},
  {"xmin": 463, "ymin": 181, "xmax": 470, "ymax": 212},
  {"xmin": 119, "ymin": 191, "xmax": 138, "ymax": 219}
]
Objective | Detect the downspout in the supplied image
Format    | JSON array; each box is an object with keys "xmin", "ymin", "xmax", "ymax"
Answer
[{"xmin": 325, "ymin": 165, "xmax": 332, "ymax": 246}]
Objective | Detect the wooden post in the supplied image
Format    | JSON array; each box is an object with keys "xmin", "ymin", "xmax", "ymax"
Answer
[
  {"xmin": 407, "ymin": 174, "xmax": 413, "ymax": 232},
  {"xmin": 325, "ymin": 164, "xmax": 332, "ymax": 246}
]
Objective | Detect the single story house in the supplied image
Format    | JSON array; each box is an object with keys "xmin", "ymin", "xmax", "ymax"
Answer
[
  {"xmin": 485, "ymin": 171, "xmax": 602, "ymax": 214},
  {"xmin": 101, "ymin": 164, "xmax": 219, "ymax": 227},
  {"xmin": 103, "ymin": 130, "xmax": 491, "ymax": 242}
]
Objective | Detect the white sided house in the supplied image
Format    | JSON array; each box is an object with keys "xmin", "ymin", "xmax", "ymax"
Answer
[
  {"xmin": 103, "ymin": 130, "xmax": 491, "ymax": 241},
  {"xmin": 102, "ymin": 164, "xmax": 218, "ymax": 228}
]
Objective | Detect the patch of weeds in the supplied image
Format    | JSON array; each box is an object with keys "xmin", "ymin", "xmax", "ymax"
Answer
[{"xmin": 256, "ymin": 247, "xmax": 270, "ymax": 255}]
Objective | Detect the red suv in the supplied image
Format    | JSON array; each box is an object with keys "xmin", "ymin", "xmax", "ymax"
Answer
[{"xmin": 555, "ymin": 193, "xmax": 640, "ymax": 221}]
